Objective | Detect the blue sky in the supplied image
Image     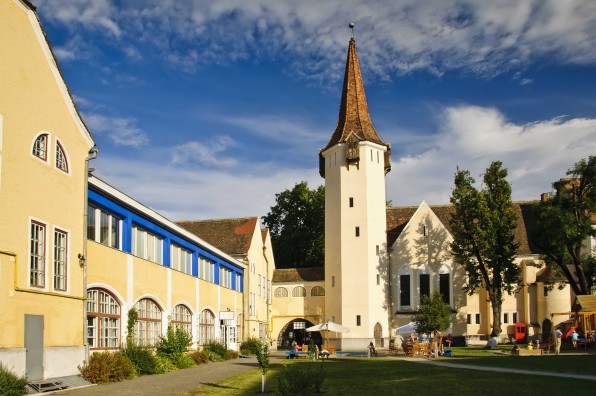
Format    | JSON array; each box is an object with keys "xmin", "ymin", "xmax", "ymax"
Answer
[{"xmin": 34, "ymin": 0, "xmax": 596, "ymax": 220}]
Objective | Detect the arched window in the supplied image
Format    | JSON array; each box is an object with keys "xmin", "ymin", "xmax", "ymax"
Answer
[
  {"xmin": 55, "ymin": 141, "xmax": 68, "ymax": 172},
  {"xmin": 198, "ymin": 309, "xmax": 215, "ymax": 345},
  {"xmin": 274, "ymin": 287, "xmax": 288, "ymax": 298},
  {"xmin": 134, "ymin": 298, "xmax": 162, "ymax": 346},
  {"xmin": 398, "ymin": 266, "xmax": 412, "ymax": 308},
  {"xmin": 32, "ymin": 133, "xmax": 48, "ymax": 161},
  {"xmin": 418, "ymin": 266, "xmax": 431, "ymax": 305},
  {"xmin": 87, "ymin": 288, "xmax": 121, "ymax": 349},
  {"xmin": 292, "ymin": 286, "xmax": 306, "ymax": 297},
  {"xmin": 311, "ymin": 286, "xmax": 325, "ymax": 296},
  {"xmin": 438, "ymin": 264, "xmax": 451, "ymax": 305},
  {"xmin": 172, "ymin": 304, "xmax": 192, "ymax": 335}
]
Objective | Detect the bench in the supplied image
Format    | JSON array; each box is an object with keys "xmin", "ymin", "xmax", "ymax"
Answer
[
  {"xmin": 336, "ymin": 351, "xmax": 368, "ymax": 358},
  {"xmin": 285, "ymin": 351, "xmax": 309, "ymax": 359},
  {"xmin": 514, "ymin": 349, "xmax": 543, "ymax": 356}
]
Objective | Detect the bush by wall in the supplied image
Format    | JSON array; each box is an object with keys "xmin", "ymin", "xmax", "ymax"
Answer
[
  {"xmin": 225, "ymin": 349, "xmax": 239, "ymax": 360},
  {"xmin": 239, "ymin": 337, "xmax": 261, "ymax": 355},
  {"xmin": 121, "ymin": 346, "xmax": 158, "ymax": 375},
  {"xmin": 0, "ymin": 363, "xmax": 28, "ymax": 396},
  {"xmin": 203, "ymin": 340, "xmax": 227, "ymax": 360},
  {"xmin": 189, "ymin": 350, "xmax": 209, "ymax": 365},
  {"xmin": 78, "ymin": 352, "xmax": 136, "ymax": 384}
]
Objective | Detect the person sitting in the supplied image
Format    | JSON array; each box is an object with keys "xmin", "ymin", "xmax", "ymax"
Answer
[
  {"xmin": 288, "ymin": 341, "xmax": 297, "ymax": 359},
  {"xmin": 368, "ymin": 341, "xmax": 378, "ymax": 357}
]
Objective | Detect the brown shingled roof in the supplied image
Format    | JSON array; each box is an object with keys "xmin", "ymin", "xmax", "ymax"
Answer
[
  {"xmin": 572, "ymin": 295, "xmax": 596, "ymax": 313},
  {"xmin": 386, "ymin": 201, "xmax": 541, "ymax": 255},
  {"xmin": 272, "ymin": 267, "xmax": 325, "ymax": 283},
  {"xmin": 176, "ymin": 217, "xmax": 259, "ymax": 256}
]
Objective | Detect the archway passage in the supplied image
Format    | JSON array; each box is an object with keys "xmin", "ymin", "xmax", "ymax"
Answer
[
  {"xmin": 374, "ymin": 322, "xmax": 383, "ymax": 347},
  {"xmin": 277, "ymin": 318, "xmax": 322, "ymax": 350},
  {"xmin": 542, "ymin": 319, "xmax": 552, "ymax": 342}
]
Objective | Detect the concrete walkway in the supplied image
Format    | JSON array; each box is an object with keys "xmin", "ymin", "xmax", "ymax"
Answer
[
  {"xmin": 407, "ymin": 357, "xmax": 596, "ymax": 382},
  {"xmin": 51, "ymin": 357, "xmax": 261, "ymax": 396}
]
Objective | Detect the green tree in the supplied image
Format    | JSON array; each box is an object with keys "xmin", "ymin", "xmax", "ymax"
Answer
[
  {"xmin": 533, "ymin": 156, "xmax": 596, "ymax": 295},
  {"xmin": 449, "ymin": 161, "xmax": 521, "ymax": 338},
  {"xmin": 262, "ymin": 181, "xmax": 324, "ymax": 268},
  {"xmin": 413, "ymin": 290, "xmax": 451, "ymax": 337}
]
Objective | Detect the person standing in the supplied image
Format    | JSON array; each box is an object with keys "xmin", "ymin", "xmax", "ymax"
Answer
[
  {"xmin": 571, "ymin": 329, "xmax": 579, "ymax": 349},
  {"xmin": 555, "ymin": 327, "xmax": 563, "ymax": 355}
]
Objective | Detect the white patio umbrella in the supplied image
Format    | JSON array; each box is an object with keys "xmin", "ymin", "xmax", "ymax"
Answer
[
  {"xmin": 306, "ymin": 321, "xmax": 350, "ymax": 346},
  {"xmin": 394, "ymin": 322, "xmax": 418, "ymax": 334}
]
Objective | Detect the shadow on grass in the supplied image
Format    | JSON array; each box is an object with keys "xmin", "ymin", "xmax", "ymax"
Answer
[{"xmin": 207, "ymin": 356, "xmax": 596, "ymax": 395}]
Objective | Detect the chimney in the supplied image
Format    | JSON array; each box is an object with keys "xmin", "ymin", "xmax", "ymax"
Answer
[{"xmin": 540, "ymin": 193, "xmax": 549, "ymax": 202}]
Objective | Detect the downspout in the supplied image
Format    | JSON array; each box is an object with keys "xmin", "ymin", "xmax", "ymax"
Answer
[
  {"xmin": 263, "ymin": 245, "xmax": 271, "ymax": 342},
  {"xmin": 82, "ymin": 147, "xmax": 98, "ymax": 361}
]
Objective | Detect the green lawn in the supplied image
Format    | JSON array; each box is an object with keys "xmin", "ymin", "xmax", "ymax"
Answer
[{"xmin": 186, "ymin": 350, "xmax": 596, "ymax": 395}]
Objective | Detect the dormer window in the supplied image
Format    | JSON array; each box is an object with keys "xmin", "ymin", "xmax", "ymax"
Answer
[
  {"xmin": 32, "ymin": 134, "xmax": 48, "ymax": 160},
  {"xmin": 55, "ymin": 141, "xmax": 68, "ymax": 172}
]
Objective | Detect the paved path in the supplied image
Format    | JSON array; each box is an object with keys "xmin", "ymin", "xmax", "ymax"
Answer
[
  {"xmin": 408, "ymin": 357, "xmax": 596, "ymax": 382},
  {"xmin": 52, "ymin": 358, "xmax": 261, "ymax": 396}
]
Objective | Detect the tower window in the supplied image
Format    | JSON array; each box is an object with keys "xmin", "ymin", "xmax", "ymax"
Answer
[
  {"xmin": 356, "ymin": 315, "xmax": 361, "ymax": 326},
  {"xmin": 376, "ymin": 245, "xmax": 379, "ymax": 255},
  {"xmin": 376, "ymin": 274, "xmax": 380, "ymax": 285},
  {"xmin": 332, "ymin": 276, "xmax": 335, "ymax": 287},
  {"xmin": 349, "ymin": 197, "xmax": 354, "ymax": 207},
  {"xmin": 422, "ymin": 225, "xmax": 427, "ymax": 237},
  {"xmin": 355, "ymin": 227, "xmax": 360, "ymax": 237}
]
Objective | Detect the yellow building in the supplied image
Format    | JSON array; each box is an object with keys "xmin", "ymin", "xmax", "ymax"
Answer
[
  {"xmin": 0, "ymin": 0, "xmax": 96, "ymax": 379},
  {"xmin": 176, "ymin": 217, "xmax": 275, "ymax": 342},
  {"xmin": 87, "ymin": 177, "xmax": 246, "ymax": 352},
  {"xmin": 271, "ymin": 268, "xmax": 325, "ymax": 348}
]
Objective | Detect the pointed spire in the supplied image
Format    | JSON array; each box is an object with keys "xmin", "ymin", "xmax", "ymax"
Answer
[{"xmin": 323, "ymin": 31, "xmax": 389, "ymax": 158}]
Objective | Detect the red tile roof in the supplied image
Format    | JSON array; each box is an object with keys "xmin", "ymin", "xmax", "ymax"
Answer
[
  {"xmin": 386, "ymin": 201, "xmax": 540, "ymax": 255},
  {"xmin": 272, "ymin": 267, "xmax": 325, "ymax": 282},
  {"xmin": 176, "ymin": 217, "xmax": 259, "ymax": 256}
]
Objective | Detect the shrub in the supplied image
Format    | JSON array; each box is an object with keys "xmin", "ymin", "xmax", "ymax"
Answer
[
  {"xmin": 121, "ymin": 346, "xmax": 157, "ymax": 375},
  {"xmin": 169, "ymin": 353, "xmax": 195, "ymax": 369},
  {"xmin": 156, "ymin": 325, "xmax": 193, "ymax": 357},
  {"xmin": 203, "ymin": 349, "xmax": 224, "ymax": 362},
  {"xmin": 240, "ymin": 337, "xmax": 261, "ymax": 355},
  {"xmin": 203, "ymin": 340, "xmax": 227, "ymax": 360},
  {"xmin": 78, "ymin": 352, "xmax": 136, "ymax": 384},
  {"xmin": 153, "ymin": 354, "xmax": 176, "ymax": 374},
  {"xmin": 189, "ymin": 350, "xmax": 209, "ymax": 365},
  {"xmin": 277, "ymin": 362, "xmax": 326, "ymax": 395},
  {"xmin": 0, "ymin": 363, "xmax": 28, "ymax": 396},
  {"xmin": 225, "ymin": 349, "xmax": 239, "ymax": 360}
]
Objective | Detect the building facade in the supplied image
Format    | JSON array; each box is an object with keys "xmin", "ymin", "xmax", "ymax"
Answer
[
  {"xmin": 0, "ymin": 0, "xmax": 95, "ymax": 380},
  {"xmin": 176, "ymin": 217, "xmax": 275, "ymax": 342},
  {"xmin": 86, "ymin": 177, "xmax": 246, "ymax": 353}
]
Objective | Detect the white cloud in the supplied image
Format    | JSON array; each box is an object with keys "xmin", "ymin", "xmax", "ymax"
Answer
[
  {"xmin": 92, "ymin": 154, "xmax": 322, "ymax": 220},
  {"xmin": 84, "ymin": 113, "xmax": 149, "ymax": 147},
  {"xmin": 170, "ymin": 136, "xmax": 238, "ymax": 167},
  {"xmin": 36, "ymin": 0, "xmax": 596, "ymax": 81},
  {"xmin": 388, "ymin": 106, "xmax": 596, "ymax": 206}
]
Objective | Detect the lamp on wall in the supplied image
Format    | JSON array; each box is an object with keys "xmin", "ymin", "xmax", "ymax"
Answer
[{"xmin": 78, "ymin": 253, "xmax": 86, "ymax": 267}]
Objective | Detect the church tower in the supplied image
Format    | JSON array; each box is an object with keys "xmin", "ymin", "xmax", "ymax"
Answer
[{"xmin": 319, "ymin": 29, "xmax": 391, "ymax": 349}]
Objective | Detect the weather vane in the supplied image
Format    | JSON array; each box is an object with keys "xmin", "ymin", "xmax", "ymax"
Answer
[{"xmin": 349, "ymin": 22, "xmax": 355, "ymax": 39}]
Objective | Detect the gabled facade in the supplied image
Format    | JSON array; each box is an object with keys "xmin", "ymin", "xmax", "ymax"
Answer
[
  {"xmin": 87, "ymin": 177, "xmax": 245, "ymax": 351},
  {"xmin": 177, "ymin": 217, "xmax": 275, "ymax": 341},
  {"xmin": 0, "ymin": 0, "xmax": 95, "ymax": 379},
  {"xmin": 388, "ymin": 201, "xmax": 573, "ymax": 343}
]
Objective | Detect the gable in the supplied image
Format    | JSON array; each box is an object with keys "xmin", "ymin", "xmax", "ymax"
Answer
[{"xmin": 0, "ymin": 0, "xmax": 94, "ymax": 148}]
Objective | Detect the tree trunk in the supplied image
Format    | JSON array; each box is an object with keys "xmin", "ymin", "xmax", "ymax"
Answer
[
  {"xmin": 261, "ymin": 374, "xmax": 266, "ymax": 393},
  {"xmin": 489, "ymin": 293, "xmax": 502, "ymax": 338}
]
